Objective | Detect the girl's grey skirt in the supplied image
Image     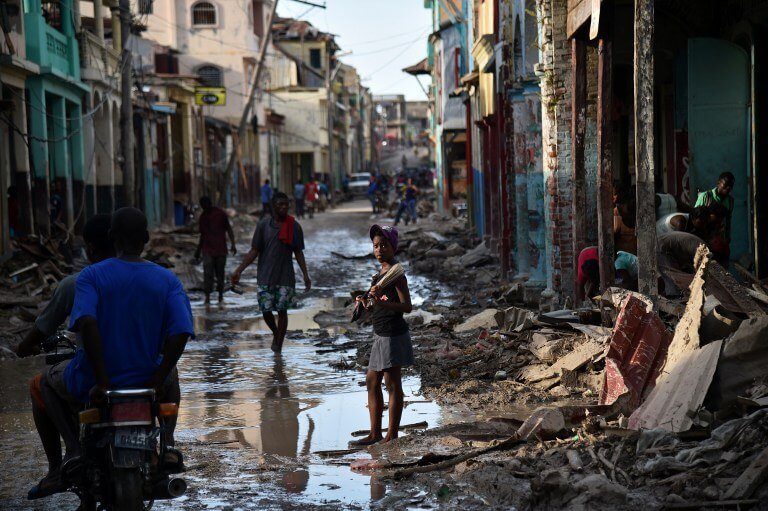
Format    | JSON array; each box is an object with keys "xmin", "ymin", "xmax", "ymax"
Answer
[{"xmin": 368, "ymin": 332, "xmax": 415, "ymax": 371}]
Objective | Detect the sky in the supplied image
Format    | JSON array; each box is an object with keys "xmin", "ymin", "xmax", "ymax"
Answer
[{"xmin": 277, "ymin": 0, "xmax": 432, "ymax": 101}]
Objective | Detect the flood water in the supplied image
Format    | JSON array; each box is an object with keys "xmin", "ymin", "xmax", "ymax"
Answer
[{"xmin": 0, "ymin": 202, "xmax": 452, "ymax": 510}]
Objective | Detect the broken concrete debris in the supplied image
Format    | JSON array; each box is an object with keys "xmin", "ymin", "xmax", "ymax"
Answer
[{"xmin": 346, "ymin": 217, "xmax": 768, "ymax": 508}]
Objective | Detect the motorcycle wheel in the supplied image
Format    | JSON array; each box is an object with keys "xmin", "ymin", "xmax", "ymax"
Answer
[{"xmin": 110, "ymin": 469, "xmax": 145, "ymax": 511}]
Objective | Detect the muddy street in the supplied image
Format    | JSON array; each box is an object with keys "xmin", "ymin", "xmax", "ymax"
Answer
[{"xmin": 0, "ymin": 201, "xmax": 451, "ymax": 510}]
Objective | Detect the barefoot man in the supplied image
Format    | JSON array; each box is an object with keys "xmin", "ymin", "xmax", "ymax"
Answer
[{"xmin": 231, "ymin": 192, "xmax": 311, "ymax": 353}]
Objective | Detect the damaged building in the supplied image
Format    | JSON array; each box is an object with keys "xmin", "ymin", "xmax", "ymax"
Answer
[{"xmin": 422, "ymin": 0, "xmax": 768, "ymax": 305}]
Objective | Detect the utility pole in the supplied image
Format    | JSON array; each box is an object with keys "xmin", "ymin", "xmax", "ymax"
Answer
[
  {"xmin": 119, "ymin": 0, "xmax": 135, "ymax": 207},
  {"xmin": 223, "ymin": 0, "xmax": 279, "ymax": 205},
  {"xmin": 325, "ymin": 50, "xmax": 334, "ymax": 192}
]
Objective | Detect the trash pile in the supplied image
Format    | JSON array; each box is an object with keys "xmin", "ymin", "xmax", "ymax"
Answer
[
  {"xmin": 0, "ymin": 236, "xmax": 78, "ymax": 355},
  {"xmin": 355, "ymin": 228, "xmax": 768, "ymax": 508},
  {"xmin": 144, "ymin": 228, "xmax": 203, "ymax": 291}
]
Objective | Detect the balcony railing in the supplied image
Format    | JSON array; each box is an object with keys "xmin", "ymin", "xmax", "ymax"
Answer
[
  {"xmin": 44, "ymin": 24, "xmax": 71, "ymax": 74},
  {"xmin": 78, "ymin": 30, "xmax": 121, "ymax": 84}
]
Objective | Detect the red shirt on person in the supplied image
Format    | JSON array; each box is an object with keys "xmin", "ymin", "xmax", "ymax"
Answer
[
  {"xmin": 198, "ymin": 207, "xmax": 231, "ymax": 257},
  {"xmin": 305, "ymin": 182, "xmax": 318, "ymax": 203},
  {"xmin": 576, "ymin": 246, "xmax": 599, "ymax": 285}
]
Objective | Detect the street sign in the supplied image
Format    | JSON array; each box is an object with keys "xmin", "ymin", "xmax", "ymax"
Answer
[{"xmin": 195, "ymin": 87, "xmax": 226, "ymax": 106}]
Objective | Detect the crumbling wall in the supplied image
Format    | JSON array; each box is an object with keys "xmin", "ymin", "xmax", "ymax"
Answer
[
  {"xmin": 536, "ymin": 0, "xmax": 574, "ymax": 302},
  {"xmin": 585, "ymin": 45, "xmax": 599, "ymax": 245}
]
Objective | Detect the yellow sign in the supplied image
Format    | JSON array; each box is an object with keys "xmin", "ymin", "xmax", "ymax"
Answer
[{"xmin": 195, "ymin": 87, "xmax": 226, "ymax": 106}]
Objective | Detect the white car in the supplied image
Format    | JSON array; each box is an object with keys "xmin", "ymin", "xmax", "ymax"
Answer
[{"xmin": 348, "ymin": 173, "xmax": 372, "ymax": 197}]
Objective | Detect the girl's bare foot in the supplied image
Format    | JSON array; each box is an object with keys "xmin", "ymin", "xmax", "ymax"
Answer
[
  {"xmin": 349, "ymin": 433, "xmax": 382, "ymax": 447},
  {"xmin": 380, "ymin": 434, "xmax": 397, "ymax": 444}
]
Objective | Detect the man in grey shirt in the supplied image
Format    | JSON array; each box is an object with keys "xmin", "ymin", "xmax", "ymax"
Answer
[
  {"xmin": 231, "ymin": 192, "xmax": 311, "ymax": 353},
  {"xmin": 15, "ymin": 215, "xmax": 114, "ymax": 498}
]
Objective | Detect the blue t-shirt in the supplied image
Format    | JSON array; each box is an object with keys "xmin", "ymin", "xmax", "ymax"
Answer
[
  {"xmin": 64, "ymin": 258, "xmax": 195, "ymax": 403},
  {"xmin": 261, "ymin": 184, "xmax": 273, "ymax": 204}
]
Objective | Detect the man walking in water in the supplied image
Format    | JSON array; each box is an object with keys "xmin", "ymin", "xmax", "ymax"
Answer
[
  {"xmin": 231, "ymin": 192, "xmax": 311, "ymax": 353},
  {"xmin": 195, "ymin": 196, "xmax": 237, "ymax": 304}
]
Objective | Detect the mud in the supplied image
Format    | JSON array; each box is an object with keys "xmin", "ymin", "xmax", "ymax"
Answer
[{"xmin": 0, "ymin": 201, "xmax": 457, "ymax": 510}]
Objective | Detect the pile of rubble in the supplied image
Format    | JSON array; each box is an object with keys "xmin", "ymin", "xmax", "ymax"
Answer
[
  {"xmin": 0, "ymin": 236, "xmax": 79, "ymax": 356},
  {"xmin": 352, "ymin": 228, "xmax": 768, "ymax": 507}
]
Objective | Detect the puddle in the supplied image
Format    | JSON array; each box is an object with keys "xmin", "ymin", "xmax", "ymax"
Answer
[
  {"xmin": 169, "ymin": 215, "xmax": 454, "ymax": 508},
  {"xmin": 0, "ymin": 204, "xmax": 455, "ymax": 510},
  {"xmin": 193, "ymin": 296, "xmax": 350, "ymax": 334},
  {"xmin": 173, "ymin": 334, "xmax": 445, "ymax": 507}
]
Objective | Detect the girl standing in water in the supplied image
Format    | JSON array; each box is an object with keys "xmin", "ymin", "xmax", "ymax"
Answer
[{"xmin": 351, "ymin": 225, "xmax": 414, "ymax": 446}]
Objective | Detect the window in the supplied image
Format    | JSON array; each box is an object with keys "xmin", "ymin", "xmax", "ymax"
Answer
[
  {"xmin": 155, "ymin": 53, "xmax": 179, "ymax": 74},
  {"xmin": 41, "ymin": 1, "xmax": 62, "ymax": 30},
  {"xmin": 253, "ymin": 0, "xmax": 264, "ymax": 37},
  {"xmin": 138, "ymin": 0, "xmax": 153, "ymax": 15},
  {"xmin": 197, "ymin": 65, "xmax": 223, "ymax": 87},
  {"xmin": 192, "ymin": 2, "xmax": 217, "ymax": 26},
  {"xmin": 309, "ymin": 48, "xmax": 321, "ymax": 69}
]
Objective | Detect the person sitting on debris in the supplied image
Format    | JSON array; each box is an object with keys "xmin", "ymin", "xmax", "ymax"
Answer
[
  {"xmin": 614, "ymin": 187, "xmax": 637, "ymax": 255},
  {"xmin": 230, "ymin": 192, "xmax": 311, "ymax": 353},
  {"xmin": 350, "ymin": 225, "xmax": 413, "ymax": 447},
  {"xmin": 195, "ymin": 196, "xmax": 237, "ymax": 304},
  {"xmin": 577, "ymin": 246, "xmax": 639, "ymax": 300},
  {"xmin": 16, "ymin": 215, "xmax": 114, "ymax": 499},
  {"xmin": 695, "ymin": 171, "xmax": 735, "ymax": 243}
]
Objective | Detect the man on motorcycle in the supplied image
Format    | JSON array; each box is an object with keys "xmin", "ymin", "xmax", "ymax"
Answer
[
  {"xmin": 17, "ymin": 214, "xmax": 114, "ymax": 498},
  {"xmin": 29, "ymin": 208, "xmax": 195, "ymax": 499}
]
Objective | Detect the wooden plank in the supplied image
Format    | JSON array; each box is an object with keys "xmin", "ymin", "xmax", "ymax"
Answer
[
  {"xmin": 567, "ymin": 0, "xmax": 593, "ymax": 38},
  {"xmin": 723, "ymin": 446, "xmax": 768, "ymax": 499},
  {"xmin": 634, "ymin": 0, "xmax": 658, "ymax": 297},
  {"xmin": 597, "ymin": 36, "xmax": 615, "ymax": 292},
  {"xmin": 572, "ymin": 38, "xmax": 588, "ymax": 301},
  {"xmin": 705, "ymin": 260, "xmax": 765, "ymax": 318},
  {"xmin": 521, "ymin": 339, "xmax": 606, "ymax": 383},
  {"xmin": 589, "ymin": 0, "xmax": 602, "ymax": 40}
]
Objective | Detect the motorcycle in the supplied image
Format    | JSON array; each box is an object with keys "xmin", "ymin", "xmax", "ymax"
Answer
[{"xmin": 42, "ymin": 334, "xmax": 187, "ymax": 510}]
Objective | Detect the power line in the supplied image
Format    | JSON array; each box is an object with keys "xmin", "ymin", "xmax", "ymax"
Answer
[
  {"xmin": 344, "ymin": 26, "xmax": 432, "ymax": 47},
  {"xmin": 363, "ymin": 29, "xmax": 430, "ymax": 79},
  {"xmin": 343, "ymin": 37, "xmax": 431, "ymax": 58}
]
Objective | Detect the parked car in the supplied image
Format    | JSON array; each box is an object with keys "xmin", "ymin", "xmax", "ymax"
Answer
[{"xmin": 349, "ymin": 173, "xmax": 372, "ymax": 197}]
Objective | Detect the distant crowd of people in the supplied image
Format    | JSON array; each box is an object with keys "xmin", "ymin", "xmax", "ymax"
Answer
[{"xmin": 257, "ymin": 177, "xmax": 331, "ymax": 222}]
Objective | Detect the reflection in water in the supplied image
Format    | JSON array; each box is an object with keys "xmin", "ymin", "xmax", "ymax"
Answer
[
  {"xmin": 261, "ymin": 357, "xmax": 310, "ymax": 492},
  {"xmin": 370, "ymin": 476, "xmax": 386, "ymax": 501}
]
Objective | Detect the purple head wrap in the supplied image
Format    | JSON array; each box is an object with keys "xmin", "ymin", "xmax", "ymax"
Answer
[{"xmin": 369, "ymin": 224, "xmax": 398, "ymax": 253}]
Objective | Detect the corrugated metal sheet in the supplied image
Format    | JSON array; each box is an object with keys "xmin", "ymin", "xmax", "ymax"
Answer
[{"xmin": 599, "ymin": 295, "xmax": 673, "ymax": 408}]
